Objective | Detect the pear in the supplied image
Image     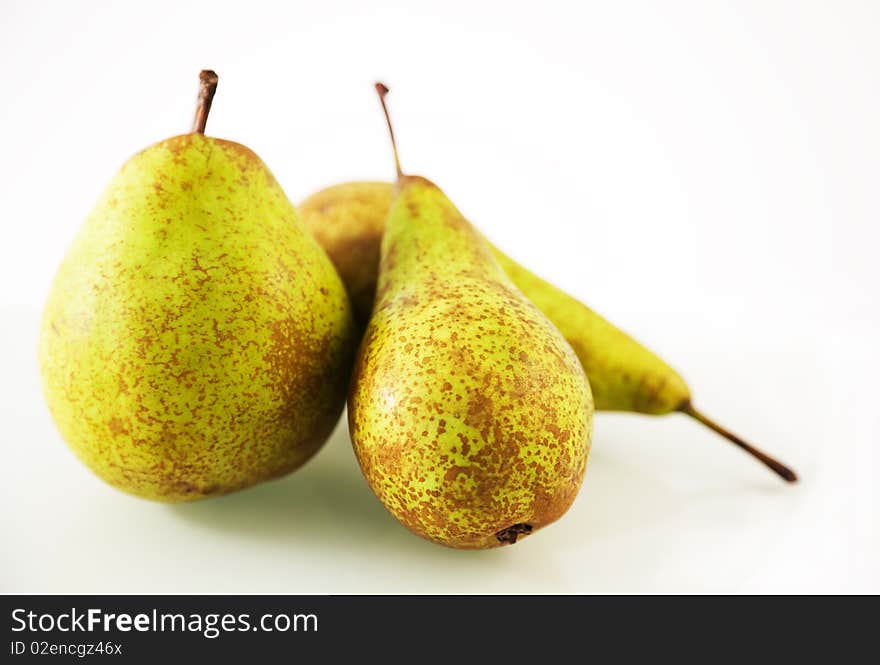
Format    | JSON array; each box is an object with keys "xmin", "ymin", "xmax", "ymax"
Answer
[
  {"xmin": 301, "ymin": 181, "xmax": 393, "ymax": 325},
  {"xmin": 39, "ymin": 71, "xmax": 355, "ymax": 501},
  {"xmin": 301, "ymin": 190, "xmax": 796, "ymax": 483},
  {"xmin": 349, "ymin": 85, "xmax": 593, "ymax": 548}
]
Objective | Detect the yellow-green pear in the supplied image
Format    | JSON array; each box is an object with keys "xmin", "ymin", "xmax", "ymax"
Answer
[
  {"xmin": 301, "ymin": 168, "xmax": 796, "ymax": 482},
  {"xmin": 349, "ymin": 85, "xmax": 593, "ymax": 548},
  {"xmin": 39, "ymin": 71, "xmax": 355, "ymax": 502}
]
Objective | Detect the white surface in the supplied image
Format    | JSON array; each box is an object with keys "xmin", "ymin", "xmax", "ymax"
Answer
[{"xmin": 0, "ymin": 0, "xmax": 876, "ymax": 593}]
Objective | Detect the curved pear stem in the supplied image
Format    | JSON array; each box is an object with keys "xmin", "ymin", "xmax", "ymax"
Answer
[
  {"xmin": 375, "ymin": 82, "xmax": 403, "ymax": 177},
  {"xmin": 191, "ymin": 70, "xmax": 219, "ymax": 135},
  {"xmin": 680, "ymin": 402, "xmax": 798, "ymax": 482}
]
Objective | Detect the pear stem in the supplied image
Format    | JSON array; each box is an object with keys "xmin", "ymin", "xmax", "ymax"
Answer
[
  {"xmin": 680, "ymin": 402, "xmax": 798, "ymax": 482},
  {"xmin": 375, "ymin": 82, "xmax": 403, "ymax": 177},
  {"xmin": 191, "ymin": 70, "xmax": 219, "ymax": 135}
]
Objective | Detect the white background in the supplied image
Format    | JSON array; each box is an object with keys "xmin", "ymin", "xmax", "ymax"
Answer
[{"xmin": 1, "ymin": 0, "xmax": 876, "ymax": 593}]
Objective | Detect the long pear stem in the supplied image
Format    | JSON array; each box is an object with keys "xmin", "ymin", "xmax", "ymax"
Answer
[
  {"xmin": 680, "ymin": 402, "xmax": 797, "ymax": 482},
  {"xmin": 375, "ymin": 82, "xmax": 403, "ymax": 177},
  {"xmin": 191, "ymin": 70, "xmax": 219, "ymax": 135}
]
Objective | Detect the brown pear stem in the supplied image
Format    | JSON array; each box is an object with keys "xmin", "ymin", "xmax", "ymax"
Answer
[
  {"xmin": 191, "ymin": 70, "xmax": 219, "ymax": 135},
  {"xmin": 375, "ymin": 82, "xmax": 403, "ymax": 177},
  {"xmin": 680, "ymin": 402, "xmax": 798, "ymax": 482}
]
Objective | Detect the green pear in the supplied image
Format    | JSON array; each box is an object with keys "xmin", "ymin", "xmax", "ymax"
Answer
[
  {"xmin": 349, "ymin": 85, "xmax": 593, "ymax": 548},
  {"xmin": 301, "ymin": 191, "xmax": 796, "ymax": 482},
  {"xmin": 39, "ymin": 71, "xmax": 355, "ymax": 502}
]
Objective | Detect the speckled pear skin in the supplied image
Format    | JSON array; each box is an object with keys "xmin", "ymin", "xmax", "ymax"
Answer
[
  {"xmin": 39, "ymin": 133, "xmax": 355, "ymax": 502},
  {"xmin": 490, "ymin": 250, "xmax": 689, "ymax": 414},
  {"xmin": 299, "ymin": 182, "xmax": 392, "ymax": 326},
  {"xmin": 348, "ymin": 176, "xmax": 593, "ymax": 549},
  {"xmin": 300, "ymin": 181, "xmax": 690, "ymax": 414}
]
